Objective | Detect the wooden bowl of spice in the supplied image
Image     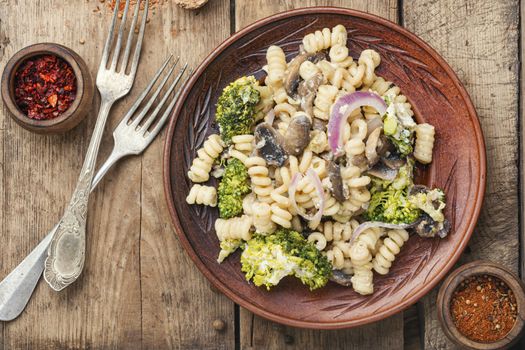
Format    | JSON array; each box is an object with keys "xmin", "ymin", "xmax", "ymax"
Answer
[
  {"xmin": 1, "ymin": 43, "xmax": 93, "ymax": 134},
  {"xmin": 437, "ymin": 261, "xmax": 525, "ymax": 349}
]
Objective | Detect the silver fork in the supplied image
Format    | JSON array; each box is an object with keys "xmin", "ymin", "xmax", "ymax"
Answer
[
  {"xmin": 44, "ymin": 0, "xmax": 148, "ymax": 291},
  {"xmin": 0, "ymin": 56, "xmax": 191, "ymax": 321}
]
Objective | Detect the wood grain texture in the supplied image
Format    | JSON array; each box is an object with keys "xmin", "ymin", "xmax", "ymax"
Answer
[
  {"xmin": 234, "ymin": 1, "xmax": 402, "ymax": 349},
  {"xmin": 0, "ymin": 1, "xmax": 142, "ymax": 348},
  {"xmin": 521, "ymin": 0, "xmax": 525, "ymax": 284},
  {"xmin": 138, "ymin": 1, "xmax": 235, "ymax": 349},
  {"xmin": 404, "ymin": 1, "xmax": 520, "ymax": 349},
  {"xmin": 0, "ymin": 0, "xmax": 517, "ymax": 348},
  {"xmin": 0, "ymin": 0, "xmax": 234, "ymax": 349}
]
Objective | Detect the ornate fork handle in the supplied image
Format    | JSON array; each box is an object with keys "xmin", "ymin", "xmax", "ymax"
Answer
[{"xmin": 44, "ymin": 99, "xmax": 114, "ymax": 291}]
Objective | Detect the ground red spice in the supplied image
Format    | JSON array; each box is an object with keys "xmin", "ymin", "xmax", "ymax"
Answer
[
  {"xmin": 451, "ymin": 275, "xmax": 518, "ymax": 343},
  {"xmin": 14, "ymin": 54, "xmax": 77, "ymax": 120}
]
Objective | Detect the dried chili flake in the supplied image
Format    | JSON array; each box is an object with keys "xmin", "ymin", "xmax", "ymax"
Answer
[
  {"xmin": 451, "ymin": 275, "xmax": 518, "ymax": 343},
  {"xmin": 14, "ymin": 54, "xmax": 77, "ymax": 120}
]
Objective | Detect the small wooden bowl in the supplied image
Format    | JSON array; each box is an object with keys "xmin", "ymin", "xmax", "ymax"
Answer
[
  {"xmin": 437, "ymin": 261, "xmax": 525, "ymax": 350},
  {"xmin": 1, "ymin": 43, "xmax": 94, "ymax": 134}
]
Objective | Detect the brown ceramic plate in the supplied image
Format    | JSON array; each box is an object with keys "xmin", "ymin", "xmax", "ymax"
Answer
[{"xmin": 163, "ymin": 7, "xmax": 486, "ymax": 329}]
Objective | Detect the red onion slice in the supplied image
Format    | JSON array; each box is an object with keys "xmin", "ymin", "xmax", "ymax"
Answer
[
  {"xmin": 328, "ymin": 92, "xmax": 387, "ymax": 156},
  {"xmin": 349, "ymin": 221, "xmax": 414, "ymax": 246},
  {"xmin": 288, "ymin": 173, "xmax": 303, "ymax": 218},
  {"xmin": 306, "ymin": 169, "xmax": 325, "ymax": 226}
]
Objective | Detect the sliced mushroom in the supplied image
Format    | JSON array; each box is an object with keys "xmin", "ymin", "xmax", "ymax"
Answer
[
  {"xmin": 330, "ymin": 270, "xmax": 353, "ymax": 287},
  {"xmin": 409, "ymin": 185, "xmax": 428, "ymax": 196},
  {"xmin": 284, "ymin": 53, "xmax": 308, "ymax": 97},
  {"xmin": 413, "ymin": 214, "xmax": 451, "ymax": 238},
  {"xmin": 367, "ymin": 162, "xmax": 398, "ymax": 181},
  {"xmin": 382, "ymin": 154, "xmax": 406, "ymax": 170},
  {"xmin": 298, "ymin": 72, "xmax": 324, "ymax": 96},
  {"xmin": 254, "ymin": 123, "xmax": 288, "ymax": 166},
  {"xmin": 351, "ymin": 154, "xmax": 369, "ymax": 168},
  {"xmin": 328, "ymin": 162, "xmax": 346, "ymax": 202},
  {"xmin": 307, "ymin": 51, "xmax": 328, "ymax": 63},
  {"xmin": 312, "ymin": 117, "xmax": 327, "ymax": 131},
  {"xmin": 283, "ymin": 112, "xmax": 312, "ymax": 156},
  {"xmin": 377, "ymin": 134, "xmax": 394, "ymax": 157},
  {"xmin": 301, "ymin": 94, "xmax": 315, "ymax": 117},
  {"xmin": 298, "ymin": 72, "xmax": 324, "ymax": 117}
]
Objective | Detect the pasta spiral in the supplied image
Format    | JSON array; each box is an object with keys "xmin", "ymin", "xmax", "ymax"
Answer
[
  {"xmin": 254, "ymin": 85, "xmax": 274, "ymax": 121},
  {"xmin": 232, "ymin": 133, "xmax": 253, "ymax": 151},
  {"xmin": 266, "ymin": 45, "xmax": 287, "ymax": 84},
  {"xmin": 316, "ymin": 220, "xmax": 355, "ymax": 242},
  {"xmin": 414, "ymin": 123, "xmax": 435, "ymax": 164},
  {"xmin": 308, "ymin": 232, "xmax": 327, "ymax": 250},
  {"xmin": 252, "ymin": 202, "xmax": 276, "ymax": 234},
  {"xmin": 215, "ymin": 215, "xmax": 253, "ymax": 241},
  {"xmin": 326, "ymin": 245, "xmax": 346, "ymax": 269},
  {"xmin": 302, "ymin": 27, "xmax": 332, "ymax": 53},
  {"xmin": 245, "ymin": 156, "xmax": 274, "ymax": 203},
  {"xmin": 329, "ymin": 44, "xmax": 349, "ymax": 63},
  {"xmin": 349, "ymin": 240, "xmax": 374, "ymax": 295},
  {"xmin": 299, "ymin": 61, "xmax": 321, "ymax": 81},
  {"xmin": 188, "ymin": 134, "xmax": 224, "ymax": 183},
  {"xmin": 186, "ymin": 184, "xmax": 217, "ymax": 207},
  {"xmin": 313, "ymin": 85, "xmax": 338, "ymax": 120},
  {"xmin": 270, "ymin": 203, "xmax": 293, "ymax": 228},
  {"xmin": 351, "ymin": 264, "xmax": 374, "ymax": 295},
  {"xmin": 242, "ymin": 193, "xmax": 256, "ymax": 216},
  {"xmin": 358, "ymin": 49, "xmax": 381, "ymax": 87},
  {"xmin": 372, "ymin": 229, "xmax": 409, "ymax": 275},
  {"xmin": 302, "ymin": 25, "xmax": 347, "ymax": 53}
]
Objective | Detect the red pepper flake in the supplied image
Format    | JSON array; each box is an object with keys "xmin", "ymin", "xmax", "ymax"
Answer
[
  {"xmin": 14, "ymin": 54, "xmax": 77, "ymax": 120},
  {"xmin": 451, "ymin": 275, "xmax": 518, "ymax": 343},
  {"xmin": 47, "ymin": 94, "xmax": 58, "ymax": 107}
]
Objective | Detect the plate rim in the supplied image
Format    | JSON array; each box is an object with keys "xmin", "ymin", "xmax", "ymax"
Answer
[{"xmin": 163, "ymin": 6, "xmax": 487, "ymax": 329}]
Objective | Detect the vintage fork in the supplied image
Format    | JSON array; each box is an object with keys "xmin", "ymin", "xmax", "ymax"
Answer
[
  {"xmin": 44, "ymin": 0, "xmax": 149, "ymax": 291},
  {"xmin": 0, "ymin": 56, "xmax": 191, "ymax": 321}
]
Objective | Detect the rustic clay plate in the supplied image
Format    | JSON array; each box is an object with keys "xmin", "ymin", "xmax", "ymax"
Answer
[{"xmin": 163, "ymin": 7, "xmax": 485, "ymax": 329}]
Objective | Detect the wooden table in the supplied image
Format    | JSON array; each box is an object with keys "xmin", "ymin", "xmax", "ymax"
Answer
[{"xmin": 0, "ymin": 0, "xmax": 520, "ymax": 349}]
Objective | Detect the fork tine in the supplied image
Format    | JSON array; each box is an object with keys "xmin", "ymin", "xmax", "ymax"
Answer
[
  {"xmin": 130, "ymin": 57, "xmax": 179, "ymax": 127},
  {"xmin": 140, "ymin": 63, "xmax": 188, "ymax": 133},
  {"xmin": 118, "ymin": 55, "xmax": 173, "ymax": 125},
  {"xmin": 147, "ymin": 68, "xmax": 193, "ymax": 139},
  {"xmin": 110, "ymin": 0, "xmax": 131, "ymax": 71},
  {"xmin": 121, "ymin": 0, "xmax": 141, "ymax": 72},
  {"xmin": 99, "ymin": 0, "xmax": 121, "ymax": 70},
  {"xmin": 128, "ymin": 0, "xmax": 149, "ymax": 77}
]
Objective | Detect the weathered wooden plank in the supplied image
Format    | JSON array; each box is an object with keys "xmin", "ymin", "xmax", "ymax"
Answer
[
  {"xmin": 404, "ymin": 1, "xmax": 520, "ymax": 349},
  {"xmin": 138, "ymin": 0, "xmax": 236, "ymax": 349},
  {"xmin": 519, "ymin": 2, "xmax": 525, "ymax": 286},
  {"xmin": 0, "ymin": 15, "xmax": 5, "ymax": 350},
  {"xmin": 234, "ymin": 1, "xmax": 403, "ymax": 349},
  {"xmin": 0, "ymin": 0, "xmax": 144, "ymax": 348}
]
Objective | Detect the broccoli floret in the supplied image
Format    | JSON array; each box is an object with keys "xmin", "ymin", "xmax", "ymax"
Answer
[
  {"xmin": 409, "ymin": 188, "xmax": 446, "ymax": 223},
  {"xmin": 366, "ymin": 186, "xmax": 421, "ymax": 224},
  {"xmin": 382, "ymin": 97, "xmax": 414, "ymax": 157},
  {"xmin": 217, "ymin": 239, "xmax": 242, "ymax": 263},
  {"xmin": 241, "ymin": 229, "xmax": 332, "ymax": 291},
  {"xmin": 218, "ymin": 158, "xmax": 250, "ymax": 218},
  {"xmin": 391, "ymin": 159, "xmax": 414, "ymax": 190},
  {"xmin": 366, "ymin": 162, "xmax": 420, "ymax": 224},
  {"xmin": 388, "ymin": 128, "xmax": 413, "ymax": 157},
  {"xmin": 216, "ymin": 76, "xmax": 260, "ymax": 144}
]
